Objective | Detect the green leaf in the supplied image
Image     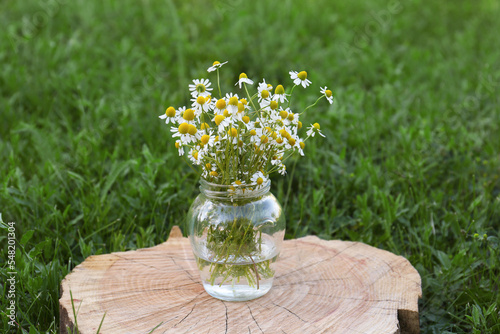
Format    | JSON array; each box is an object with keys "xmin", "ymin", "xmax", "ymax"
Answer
[{"xmin": 20, "ymin": 230, "xmax": 34, "ymax": 246}]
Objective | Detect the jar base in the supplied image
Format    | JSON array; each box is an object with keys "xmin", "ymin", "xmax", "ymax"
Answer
[{"xmin": 202, "ymin": 280, "xmax": 274, "ymax": 301}]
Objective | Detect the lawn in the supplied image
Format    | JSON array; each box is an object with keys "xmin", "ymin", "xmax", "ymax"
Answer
[{"xmin": 1, "ymin": 0, "xmax": 499, "ymax": 332}]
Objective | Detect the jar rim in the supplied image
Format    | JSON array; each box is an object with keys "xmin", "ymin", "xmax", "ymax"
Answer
[{"xmin": 199, "ymin": 177, "xmax": 271, "ymax": 200}]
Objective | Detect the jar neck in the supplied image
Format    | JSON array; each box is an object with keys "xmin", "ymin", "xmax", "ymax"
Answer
[{"xmin": 199, "ymin": 178, "xmax": 271, "ymax": 201}]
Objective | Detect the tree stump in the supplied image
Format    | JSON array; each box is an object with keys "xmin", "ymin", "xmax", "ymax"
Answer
[{"xmin": 59, "ymin": 227, "xmax": 421, "ymax": 334}]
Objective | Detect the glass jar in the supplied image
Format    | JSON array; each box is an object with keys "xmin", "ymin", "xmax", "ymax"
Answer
[{"xmin": 187, "ymin": 178, "xmax": 285, "ymax": 301}]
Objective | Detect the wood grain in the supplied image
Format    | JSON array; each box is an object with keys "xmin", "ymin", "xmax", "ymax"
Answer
[{"xmin": 60, "ymin": 226, "xmax": 421, "ymax": 333}]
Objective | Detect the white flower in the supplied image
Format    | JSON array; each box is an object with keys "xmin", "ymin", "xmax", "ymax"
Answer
[
  {"xmin": 320, "ymin": 86, "xmax": 334, "ymax": 104},
  {"xmin": 207, "ymin": 60, "xmax": 228, "ymax": 72},
  {"xmin": 235, "ymin": 73, "xmax": 254, "ymax": 89},
  {"xmin": 188, "ymin": 78, "xmax": 213, "ymax": 98},
  {"xmin": 225, "ymin": 93, "xmax": 240, "ymax": 115},
  {"xmin": 306, "ymin": 123, "xmax": 326, "ymax": 138},
  {"xmin": 277, "ymin": 164, "xmax": 287, "ymax": 175},
  {"xmin": 289, "ymin": 70, "xmax": 311, "ymax": 88},
  {"xmin": 273, "ymin": 84, "xmax": 288, "ymax": 103},
  {"xmin": 174, "ymin": 140, "xmax": 184, "ymax": 156},
  {"xmin": 258, "ymin": 80, "xmax": 272, "ymax": 93},
  {"xmin": 159, "ymin": 106, "xmax": 179, "ymax": 124},
  {"xmin": 250, "ymin": 171, "xmax": 268, "ymax": 188},
  {"xmin": 171, "ymin": 122, "xmax": 201, "ymax": 144},
  {"xmin": 191, "ymin": 95, "xmax": 212, "ymax": 114},
  {"xmin": 188, "ymin": 148, "xmax": 203, "ymax": 165},
  {"xmin": 297, "ymin": 138, "xmax": 305, "ymax": 156}
]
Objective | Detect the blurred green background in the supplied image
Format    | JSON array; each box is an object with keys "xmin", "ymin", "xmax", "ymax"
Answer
[{"xmin": 1, "ymin": 0, "xmax": 499, "ymax": 332}]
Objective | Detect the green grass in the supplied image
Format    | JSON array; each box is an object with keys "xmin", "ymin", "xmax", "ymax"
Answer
[{"xmin": 1, "ymin": 0, "xmax": 499, "ymax": 332}]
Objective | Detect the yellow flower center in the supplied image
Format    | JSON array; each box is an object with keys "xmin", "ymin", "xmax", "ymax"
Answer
[
  {"xmin": 188, "ymin": 124, "xmax": 197, "ymax": 135},
  {"xmin": 205, "ymin": 163, "xmax": 212, "ymax": 170},
  {"xmin": 242, "ymin": 116, "xmax": 250, "ymax": 124},
  {"xmin": 196, "ymin": 96, "xmax": 205, "ymax": 104},
  {"xmin": 201, "ymin": 134, "xmax": 210, "ymax": 145},
  {"xmin": 213, "ymin": 61, "xmax": 220, "ymax": 66},
  {"xmin": 280, "ymin": 129, "xmax": 290, "ymax": 139},
  {"xmin": 298, "ymin": 121, "xmax": 302, "ymax": 129},
  {"xmin": 223, "ymin": 109, "xmax": 230, "ymax": 117},
  {"xmin": 192, "ymin": 150, "xmax": 199, "ymax": 160},
  {"xmin": 195, "ymin": 83, "xmax": 206, "ymax": 93},
  {"xmin": 325, "ymin": 89, "xmax": 332, "ymax": 97},
  {"xmin": 300, "ymin": 141, "xmax": 305, "ymax": 149},
  {"xmin": 238, "ymin": 102, "xmax": 245, "ymax": 112},
  {"xmin": 165, "ymin": 106, "xmax": 176, "ymax": 117},
  {"xmin": 298, "ymin": 71, "xmax": 307, "ymax": 81},
  {"xmin": 228, "ymin": 96, "xmax": 239, "ymax": 106},
  {"xmin": 178, "ymin": 123, "xmax": 189, "ymax": 134},
  {"xmin": 249, "ymin": 129, "xmax": 257, "ymax": 136},
  {"xmin": 183, "ymin": 109, "xmax": 195, "ymax": 121},
  {"xmin": 235, "ymin": 180, "xmax": 242, "ymax": 185},
  {"xmin": 288, "ymin": 137, "xmax": 296, "ymax": 146},
  {"xmin": 313, "ymin": 123, "xmax": 321, "ymax": 130},
  {"xmin": 276, "ymin": 137, "xmax": 283, "ymax": 144},
  {"xmin": 200, "ymin": 122, "xmax": 210, "ymax": 130},
  {"xmin": 270, "ymin": 101, "xmax": 278, "ymax": 110},
  {"xmin": 175, "ymin": 141, "xmax": 180, "ymax": 149},
  {"xmin": 256, "ymin": 177, "xmax": 263, "ymax": 185},
  {"xmin": 238, "ymin": 140, "xmax": 244, "ymax": 147},
  {"xmin": 279, "ymin": 110, "xmax": 288, "ymax": 119},
  {"xmin": 229, "ymin": 128, "xmax": 238, "ymax": 137},
  {"xmin": 216, "ymin": 99, "xmax": 226, "ymax": 110},
  {"xmin": 261, "ymin": 135, "xmax": 269, "ymax": 144},
  {"xmin": 210, "ymin": 171, "xmax": 218, "ymax": 177},
  {"xmin": 287, "ymin": 113, "xmax": 294, "ymax": 121},
  {"xmin": 239, "ymin": 72, "xmax": 248, "ymax": 79},
  {"xmin": 275, "ymin": 84, "xmax": 285, "ymax": 95},
  {"xmin": 240, "ymin": 98, "xmax": 248, "ymax": 105},
  {"xmin": 214, "ymin": 115, "xmax": 225, "ymax": 126},
  {"xmin": 205, "ymin": 95, "xmax": 211, "ymax": 103},
  {"xmin": 261, "ymin": 90, "xmax": 269, "ymax": 99}
]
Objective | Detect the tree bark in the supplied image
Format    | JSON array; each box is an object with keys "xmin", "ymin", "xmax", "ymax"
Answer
[{"xmin": 60, "ymin": 226, "xmax": 421, "ymax": 333}]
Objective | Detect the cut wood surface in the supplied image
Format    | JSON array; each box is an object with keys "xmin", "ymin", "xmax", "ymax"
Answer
[{"xmin": 59, "ymin": 226, "xmax": 422, "ymax": 334}]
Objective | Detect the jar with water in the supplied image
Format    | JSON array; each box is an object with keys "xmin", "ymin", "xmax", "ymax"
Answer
[{"xmin": 187, "ymin": 178, "xmax": 285, "ymax": 301}]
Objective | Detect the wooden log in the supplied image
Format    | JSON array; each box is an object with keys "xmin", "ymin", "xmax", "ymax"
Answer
[{"xmin": 59, "ymin": 226, "xmax": 421, "ymax": 334}]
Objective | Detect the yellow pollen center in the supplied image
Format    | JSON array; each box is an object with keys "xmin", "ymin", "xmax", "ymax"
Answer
[
  {"xmin": 200, "ymin": 122, "xmax": 210, "ymax": 130},
  {"xmin": 256, "ymin": 177, "xmax": 263, "ymax": 185},
  {"xmin": 325, "ymin": 90, "xmax": 332, "ymax": 97},
  {"xmin": 196, "ymin": 96, "xmax": 205, "ymax": 104},
  {"xmin": 276, "ymin": 138, "xmax": 283, "ymax": 144},
  {"xmin": 229, "ymin": 96, "xmax": 238, "ymax": 106},
  {"xmin": 298, "ymin": 121, "xmax": 302, "ymax": 129},
  {"xmin": 210, "ymin": 171, "xmax": 218, "ymax": 177},
  {"xmin": 261, "ymin": 90, "xmax": 269, "ymax": 99},
  {"xmin": 300, "ymin": 142, "xmax": 305, "ymax": 149},
  {"xmin": 183, "ymin": 109, "xmax": 195, "ymax": 121},
  {"xmin": 275, "ymin": 85, "xmax": 285, "ymax": 95},
  {"xmin": 242, "ymin": 116, "xmax": 250, "ymax": 124},
  {"xmin": 216, "ymin": 99, "xmax": 226, "ymax": 109},
  {"xmin": 178, "ymin": 123, "xmax": 189, "ymax": 134},
  {"xmin": 313, "ymin": 123, "xmax": 321, "ymax": 130},
  {"xmin": 240, "ymin": 99, "xmax": 248, "ymax": 105},
  {"xmin": 213, "ymin": 61, "xmax": 220, "ymax": 66},
  {"xmin": 192, "ymin": 150, "xmax": 198, "ymax": 160},
  {"xmin": 238, "ymin": 102, "xmax": 245, "ymax": 112},
  {"xmin": 175, "ymin": 141, "xmax": 180, "ymax": 149},
  {"xmin": 223, "ymin": 109, "xmax": 230, "ymax": 117},
  {"xmin": 261, "ymin": 135, "xmax": 269, "ymax": 144},
  {"xmin": 288, "ymin": 137, "xmax": 296, "ymax": 146},
  {"xmin": 279, "ymin": 110, "xmax": 288, "ymax": 119},
  {"xmin": 229, "ymin": 128, "xmax": 238, "ymax": 137},
  {"xmin": 250, "ymin": 129, "xmax": 257, "ymax": 136},
  {"xmin": 166, "ymin": 107, "xmax": 176, "ymax": 117},
  {"xmin": 188, "ymin": 124, "xmax": 197, "ymax": 135},
  {"xmin": 239, "ymin": 73, "xmax": 248, "ymax": 79},
  {"xmin": 298, "ymin": 71, "xmax": 307, "ymax": 80},
  {"xmin": 270, "ymin": 101, "xmax": 278, "ymax": 110},
  {"xmin": 205, "ymin": 163, "xmax": 211, "ymax": 170},
  {"xmin": 214, "ymin": 115, "xmax": 225, "ymax": 126},
  {"xmin": 201, "ymin": 135, "xmax": 210, "ymax": 145},
  {"xmin": 287, "ymin": 113, "xmax": 294, "ymax": 121}
]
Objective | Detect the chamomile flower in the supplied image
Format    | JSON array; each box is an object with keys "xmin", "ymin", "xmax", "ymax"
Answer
[
  {"xmin": 289, "ymin": 70, "xmax": 311, "ymax": 88},
  {"xmin": 174, "ymin": 140, "xmax": 184, "ymax": 156},
  {"xmin": 235, "ymin": 73, "xmax": 254, "ymax": 89},
  {"xmin": 273, "ymin": 84, "xmax": 288, "ymax": 103},
  {"xmin": 159, "ymin": 106, "xmax": 178, "ymax": 124},
  {"xmin": 277, "ymin": 163, "xmax": 287, "ymax": 175},
  {"xmin": 225, "ymin": 93, "xmax": 240, "ymax": 115},
  {"xmin": 250, "ymin": 171, "xmax": 268, "ymax": 188},
  {"xmin": 189, "ymin": 78, "xmax": 213, "ymax": 98},
  {"xmin": 297, "ymin": 138, "xmax": 305, "ymax": 156},
  {"xmin": 171, "ymin": 122, "xmax": 200, "ymax": 144},
  {"xmin": 306, "ymin": 123, "xmax": 326, "ymax": 138},
  {"xmin": 200, "ymin": 133, "xmax": 216, "ymax": 149},
  {"xmin": 207, "ymin": 60, "xmax": 228, "ymax": 72},
  {"xmin": 191, "ymin": 95, "xmax": 211, "ymax": 113},
  {"xmin": 213, "ymin": 114, "xmax": 231, "ymax": 132},
  {"xmin": 188, "ymin": 147, "xmax": 203, "ymax": 165},
  {"xmin": 320, "ymin": 86, "xmax": 334, "ymax": 104}
]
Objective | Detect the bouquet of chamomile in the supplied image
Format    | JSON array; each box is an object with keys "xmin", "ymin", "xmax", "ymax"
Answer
[{"xmin": 159, "ymin": 61, "xmax": 332, "ymax": 189}]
